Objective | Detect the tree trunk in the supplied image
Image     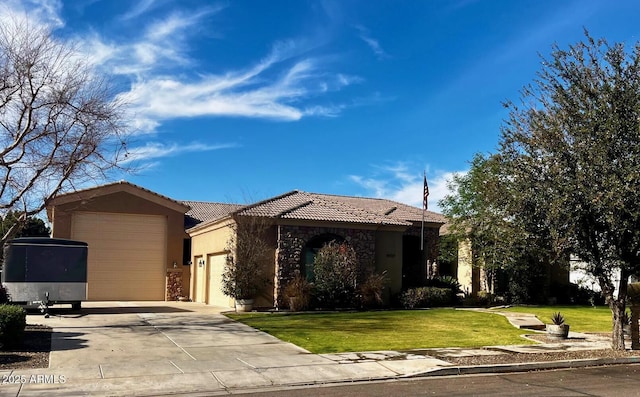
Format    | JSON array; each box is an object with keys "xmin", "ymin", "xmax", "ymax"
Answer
[
  {"xmin": 631, "ymin": 305, "xmax": 640, "ymax": 350},
  {"xmin": 609, "ymin": 269, "xmax": 630, "ymax": 351}
]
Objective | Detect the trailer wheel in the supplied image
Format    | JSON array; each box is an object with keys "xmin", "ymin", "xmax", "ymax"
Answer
[{"xmin": 72, "ymin": 302, "xmax": 81, "ymax": 311}]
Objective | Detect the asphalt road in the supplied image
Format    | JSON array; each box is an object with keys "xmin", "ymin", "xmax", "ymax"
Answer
[{"xmin": 230, "ymin": 364, "xmax": 640, "ymax": 397}]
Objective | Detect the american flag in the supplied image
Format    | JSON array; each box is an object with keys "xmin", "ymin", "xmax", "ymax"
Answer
[{"xmin": 423, "ymin": 174, "xmax": 429, "ymax": 210}]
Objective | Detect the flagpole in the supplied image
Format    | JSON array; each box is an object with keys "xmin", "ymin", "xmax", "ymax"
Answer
[
  {"xmin": 421, "ymin": 170, "xmax": 429, "ymax": 281},
  {"xmin": 421, "ymin": 170, "xmax": 425, "ymax": 252}
]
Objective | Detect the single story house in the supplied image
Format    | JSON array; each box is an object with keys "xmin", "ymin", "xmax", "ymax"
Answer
[
  {"xmin": 46, "ymin": 181, "xmax": 446, "ymax": 307},
  {"xmin": 452, "ymin": 234, "xmax": 569, "ymax": 303}
]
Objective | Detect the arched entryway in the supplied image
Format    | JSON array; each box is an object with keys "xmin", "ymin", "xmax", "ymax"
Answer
[{"xmin": 301, "ymin": 233, "xmax": 345, "ymax": 280}]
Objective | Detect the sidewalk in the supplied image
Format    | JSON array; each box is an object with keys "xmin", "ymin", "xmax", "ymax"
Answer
[{"xmin": 1, "ymin": 302, "xmax": 639, "ymax": 397}]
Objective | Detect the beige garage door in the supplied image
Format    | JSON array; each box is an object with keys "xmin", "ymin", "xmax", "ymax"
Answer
[
  {"xmin": 71, "ymin": 212, "xmax": 167, "ymax": 300},
  {"xmin": 207, "ymin": 254, "xmax": 229, "ymax": 307}
]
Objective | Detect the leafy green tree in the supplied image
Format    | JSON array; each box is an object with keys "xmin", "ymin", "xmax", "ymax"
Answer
[
  {"xmin": 499, "ymin": 32, "xmax": 640, "ymax": 350},
  {"xmin": 440, "ymin": 154, "xmax": 552, "ymax": 303},
  {"xmin": 0, "ymin": 211, "xmax": 50, "ymax": 239}
]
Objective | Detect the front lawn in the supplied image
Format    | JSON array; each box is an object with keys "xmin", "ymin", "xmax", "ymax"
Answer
[
  {"xmin": 227, "ymin": 309, "xmax": 533, "ymax": 353},
  {"xmin": 499, "ymin": 306, "xmax": 613, "ymax": 333}
]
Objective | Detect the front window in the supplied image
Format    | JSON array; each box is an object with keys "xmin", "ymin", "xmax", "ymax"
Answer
[{"xmin": 302, "ymin": 233, "xmax": 344, "ymax": 281}]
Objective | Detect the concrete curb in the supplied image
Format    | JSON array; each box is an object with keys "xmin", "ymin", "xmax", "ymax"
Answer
[
  {"xmin": 407, "ymin": 356, "xmax": 640, "ymax": 378},
  {"xmin": 159, "ymin": 357, "xmax": 640, "ymax": 397}
]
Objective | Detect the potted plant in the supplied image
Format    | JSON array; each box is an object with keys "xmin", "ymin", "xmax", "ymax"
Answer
[
  {"xmin": 547, "ymin": 312, "xmax": 570, "ymax": 339},
  {"xmin": 220, "ymin": 218, "xmax": 272, "ymax": 312}
]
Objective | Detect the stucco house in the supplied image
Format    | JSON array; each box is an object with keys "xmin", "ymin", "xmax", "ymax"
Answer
[
  {"xmin": 452, "ymin": 235, "xmax": 569, "ymax": 303},
  {"xmin": 46, "ymin": 182, "xmax": 446, "ymax": 307},
  {"xmin": 46, "ymin": 181, "xmax": 191, "ymax": 301}
]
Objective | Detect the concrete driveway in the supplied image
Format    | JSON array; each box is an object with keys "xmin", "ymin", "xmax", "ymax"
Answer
[
  {"xmin": 9, "ymin": 301, "xmax": 354, "ymax": 396},
  {"xmin": 3, "ymin": 302, "xmax": 624, "ymax": 396}
]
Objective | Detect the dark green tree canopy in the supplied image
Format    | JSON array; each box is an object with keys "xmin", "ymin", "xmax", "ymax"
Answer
[{"xmin": 0, "ymin": 211, "xmax": 49, "ymax": 239}]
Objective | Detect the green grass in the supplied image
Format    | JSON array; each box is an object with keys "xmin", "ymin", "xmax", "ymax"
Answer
[
  {"xmin": 499, "ymin": 306, "xmax": 613, "ymax": 333},
  {"xmin": 227, "ymin": 309, "xmax": 534, "ymax": 354}
]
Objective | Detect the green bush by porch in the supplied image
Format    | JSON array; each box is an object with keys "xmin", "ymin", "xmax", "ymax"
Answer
[{"xmin": 227, "ymin": 309, "xmax": 533, "ymax": 354}]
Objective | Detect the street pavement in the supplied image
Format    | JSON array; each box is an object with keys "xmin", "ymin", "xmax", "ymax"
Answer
[{"xmin": 0, "ymin": 302, "xmax": 638, "ymax": 397}]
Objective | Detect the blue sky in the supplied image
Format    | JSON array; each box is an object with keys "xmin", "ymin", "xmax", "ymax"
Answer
[{"xmin": 6, "ymin": 0, "xmax": 640, "ymax": 211}]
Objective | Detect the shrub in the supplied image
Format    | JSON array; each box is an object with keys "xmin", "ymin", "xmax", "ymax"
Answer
[
  {"xmin": 283, "ymin": 274, "xmax": 312, "ymax": 311},
  {"xmin": 425, "ymin": 275, "xmax": 462, "ymax": 305},
  {"xmin": 0, "ymin": 285, "xmax": 9, "ymax": 304},
  {"xmin": 357, "ymin": 270, "xmax": 387, "ymax": 309},
  {"xmin": 568, "ymin": 284, "xmax": 606, "ymax": 306},
  {"xmin": 425, "ymin": 276, "xmax": 461, "ymax": 293},
  {"xmin": 399, "ymin": 287, "xmax": 453, "ymax": 309},
  {"xmin": 0, "ymin": 304, "xmax": 26, "ymax": 350},
  {"xmin": 313, "ymin": 242, "xmax": 359, "ymax": 308}
]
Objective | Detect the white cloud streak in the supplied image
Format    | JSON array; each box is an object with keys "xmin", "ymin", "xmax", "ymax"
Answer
[
  {"xmin": 119, "ymin": 0, "xmax": 159, "ymax": 21},
  {"xmin": 117, "ymin": 43, "xmax": 359, "ymax": 128},
  {"xmin": 123, "ymin": 142, "xmax": 237, "ymax": 164},
  {"xmin": 69, "ymin": 6, "xmax": 358, "ymax": 132},
  {"xmin": 355, "ymin": 25, "xmax": 389, "ymax": 60},
  {"xmin": 349, "ymin": 163, "xmax": 466, "ymax": 212}
]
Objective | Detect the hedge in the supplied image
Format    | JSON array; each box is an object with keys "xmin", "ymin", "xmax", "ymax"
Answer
[
  {"xmin": 0, "ymin": 304, "xmax": 27, "ymax": 350},
  {"xmin": 399, "ymin": 287, "xmax": 454, "ymax": 309}
]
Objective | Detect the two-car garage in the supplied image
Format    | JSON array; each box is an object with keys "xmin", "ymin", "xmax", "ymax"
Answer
[{"xmin": 46, "ymin": 182, "xmax": 190, "ymax": 301}]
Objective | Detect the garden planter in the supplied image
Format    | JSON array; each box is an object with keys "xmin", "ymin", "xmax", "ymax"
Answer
[
  {"xmin": 235, "ymin": 299, "xmax": 254, "ymax": 312},
  {"xmin": 547, "ymin": 324, "xmax": 570, "ymax": 339}
]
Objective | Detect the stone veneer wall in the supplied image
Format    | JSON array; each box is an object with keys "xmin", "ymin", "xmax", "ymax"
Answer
[
  {"xmin": 275, "ymin": 225, "xmax": 376, "ymax": 308},
  {"xmin": 166, "ymin": 269, "xmax": 184, "ymax": 301}
]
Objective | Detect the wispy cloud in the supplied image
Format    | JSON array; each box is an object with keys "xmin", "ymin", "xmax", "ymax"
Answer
[
  {"xmin": 120, "ymin": 0, "xmax": 160, "ymax": 20},
  {"xmin": 2, "ymin": 0, "xmax": 364, "ymax": 159},
  {"xmin": 1, "ymin": 0, "xmax": 64, "ymax": 28},
  {"xmin": 349, "ymin": 163, "xmax": 465, "ymax": 212},
  {"xmin": 123, "ymin": 141, "xmax": 237, "ymax": 164},
  {"xmin": 355, "ymin": 25, "xmax": 390, "ymax": 60},
  {"xmin": 86, "ymin": 8, "xmax": 222, "ymax": 75},
  {"xmin": 117, "ymin": 43, "xmax": 359, "ymax": 128},
  {"xmin": 66, "ymin": 6, "xmax": 358, "ymax": 132}
]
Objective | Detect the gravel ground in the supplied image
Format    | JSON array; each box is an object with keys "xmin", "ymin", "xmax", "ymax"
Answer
[
  {"xmin": 0, "ymin": 325, "xmax": 51, "ymax": 370},
  {"xmin": 440, "ymin": 348, "xmax": 640, "ymax": 366},
  {"xmin": 437, "ymin": 333, "xmax": 640, "ymax": 366}
]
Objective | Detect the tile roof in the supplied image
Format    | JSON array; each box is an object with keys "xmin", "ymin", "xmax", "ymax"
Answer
[
  {"xmin": 46, "ymin": 180, "xmax": 190, "ymax": 213},
  {"xmin": 307, "ymin": 192, "xmax": 447, "ymax": 224},
  {"xmin": 235, "ymin": 190, "xmax": 447, "ymax": 226},
  {"xmin": 182, "ymin": 201, "xmax": 244, "ymax": 229}
]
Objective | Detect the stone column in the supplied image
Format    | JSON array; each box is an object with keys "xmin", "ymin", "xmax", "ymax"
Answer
[{"xmin": 166, "ymin": 269, "xmax": 183, "ymax": 301}]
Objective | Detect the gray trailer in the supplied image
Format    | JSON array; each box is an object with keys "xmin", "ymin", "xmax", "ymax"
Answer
[{"xmin": 1, "ymin": 238, "xmax": 87, "ymax": 312}]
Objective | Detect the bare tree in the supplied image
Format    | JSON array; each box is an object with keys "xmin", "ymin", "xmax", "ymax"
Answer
[
  {"xmin": 221, "ymin": 216, "xmax": 273, "ymax": 301},
  {"xmin": 0, "ymin": 16, "xmax": 128, "ymax": 243}
]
